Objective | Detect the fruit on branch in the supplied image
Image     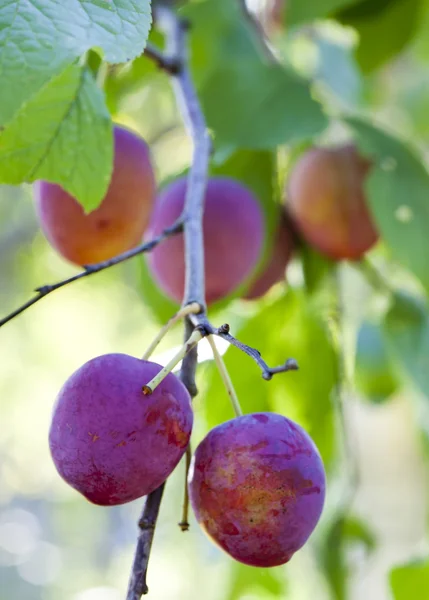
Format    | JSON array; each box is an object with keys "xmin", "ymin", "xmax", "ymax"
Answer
[
  {"xmin": 49, "ymin": 353, "xmax": 193, "ymax": 506},
  {"xmin": 33, "ymin": 125, "xmax": 156, "ymax": 266},
  {"xmin": 243, "ymin": 212, "xmax": 295, "ymax": 300},
  {"xmin": 145, "ymin": 177, "xmax": 264, "ymax": 305},
  {"xmin": 286, "ymin": 144, "xmax": 378, "ymax": 260},
  {"xmin": 188, "ymin": 412, "xmax": 326, "ymax": 567},
  {"xmin": 355, "ymin": 321, "xmax": 399, "ymax": 403}
]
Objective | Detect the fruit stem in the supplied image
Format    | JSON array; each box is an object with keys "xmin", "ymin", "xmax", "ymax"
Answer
[
  {"xmin": 178, "ymin": 444, "xmax": 192, "ymax": 532},
  {"xmin": 142, "ymin": 302, "xmax": 202, "ymax": 360},
  {"xmin": 142, "ymin": 328, "xmax": 204, "ymax": 395},
  {"xmin": 207, "ymin": 335, "xmax": 243, "ymax": 417}
]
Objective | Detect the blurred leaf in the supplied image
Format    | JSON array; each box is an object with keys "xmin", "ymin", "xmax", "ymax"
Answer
[
  {"xmin": 286, "ymin": 0, "xmax": 360, "ymax": 26},
  {"xmin": 345, "ymin": 117, "xmax": 429, "ymax": 293},
  {"xmin": 203, "ymin": 289, "xmax": 338, "ymax": 466},
  {"xmin": 301, "ymin": 242, "xmax": 336, "ymax": 295},
  {"xmin": 184, "ymin": 0, "xmax": 328, "ymax": 152},
  {"xmin": 319, "ymin": 513, "xmax": 376, "ymax": 600},
  {"xmin": 355, "ymin": 320, "xmax": 400, "ymax": 403},
  {"xmin": 314, "ymin": 38, "xmax": 363, "ymax": 108},
  {"xmin": 382, "ymin": 291, "xmax": 429, "ymax": 397},
  {"xmin": 228, "ymin": 562, "xmax": 285, "ymax": 600},
  {"xmin": 0, "ymin": 64, "xmax": 113, "ymax": 212},
  {"xmin": 390, "ymin": 558, "xmax": 429, "ymax": 598},
  {"xmin": 0, "ymin": 0, "xmax": 152, "ymax": 125},
  {"xmin": 336, "ymin": 0, "xmax": 424, "ymax": 72}
]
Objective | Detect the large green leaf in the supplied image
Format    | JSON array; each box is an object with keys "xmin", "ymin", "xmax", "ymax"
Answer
[
  {"xmin": 0, "ymin": 0, "xmax": 152, "ymax": 125},
  {"xmin": 201, "ymin": 290, "xmax": 338, "ymax": 466},
  {"xmin": 286, "ymin": 0, "xmax": 360, "ymax": 26},
  {"xmin": 336, "ymin": 0, "xmax": 424, "ymax": 72},
  {"xmin": 0, "ymin": 64, "xmax": 113, "ymax": 212},
  {"xmin": 391, "ymin": 559, "xmax": 429, "ymax": 599},
  {"xmin": 183, "ymin": 0, "xmax": 328, "ymax": 153},
  {"xmin": 382, "ymin": 291, "xmax": 429, "ymax": 397},
  {"xmin": 345, "ymin": 117, "xmax": 429, "ymax": 293}
]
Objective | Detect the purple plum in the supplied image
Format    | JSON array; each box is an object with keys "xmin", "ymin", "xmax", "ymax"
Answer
[
  {"xmin": 188, "ymin": 412, "xmax": 326, "ymax": 567},
  {"xmin": 49, "ymin": 354, "xmax": 193, "ymax": 506}
]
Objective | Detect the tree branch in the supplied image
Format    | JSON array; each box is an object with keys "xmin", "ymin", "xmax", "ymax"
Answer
[
  {"xmin": 0, "ymin": 219, "xmax": 183, "ymax": 329},
  {"xmin": 126, "ymin": 6, "xmax": 211, "ymax": 598}
]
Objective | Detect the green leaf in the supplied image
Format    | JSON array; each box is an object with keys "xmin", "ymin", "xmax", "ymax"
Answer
[
  {"xmin": 319, "ymin": 513, "xmax": 376, "ymax": 600},
  {"xmin": 202, "ymin": 62, "xmax": 328, "ymax": 151},
  {"xmin": 227, "ymin": 562, "xmax": 285, "ymax": 600},
  {"xmin": 355, "ymin": 320, "xmax": 400, "ymax": 403},
  {"xmin": 336, "ymin": 0, "xmax": 424, "ymax": 72},
  {"xmin": 391, "ymin": 559, "xmax": 429, "ymax": 599},
  {"xmin": 0, "ymin": 0, "xmax": 152, "ymax": 124},
  {"xmin": 184, "ymin": 0, "xmax": 328, "ymax": 152},
  {"xmin": 202, "ymin": 289, "xmax": 338, "ymax": 466},
  {"xmin": 0, "ymin": 64, "xmax": 113, "ymax": 212},
  {"xmin": 345, "ymin": 117, "xmax": 429, "ymax": 293},
  {"xmin": 286, "ymin": 0, "xmax": 360, "ymax": 26},
  {"xmin": 382, "ymin": 291, "xmax": 429, "ymax": 397}
]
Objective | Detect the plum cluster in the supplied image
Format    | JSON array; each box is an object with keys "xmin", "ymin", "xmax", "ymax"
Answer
[
  {"xmin": 49, "ymin": 352, "xmax": 326, "ymax": 567},
  {"xmin": 34, "ymin": 124, "xmax": 377, "ymax": 303},
  {"xmin": 35, "ymin": 128, "xmax": 379, "ymax": 568}
]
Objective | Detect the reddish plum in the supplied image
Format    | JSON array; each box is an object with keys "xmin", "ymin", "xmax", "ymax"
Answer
[
  {"xmin": 287, "ymin": 144, "xmax": 378, "ymax": 260},
  {"xmin": 188, "ymin": 412, "xmax": 326, "ymax": 567},
  {"xmin": 145, "ymin": 177, "xmax": 265, "ymax": 305},
  {"xmin": 49, "ymin": 354, "xmax": 193, "ymax": 506},
  {"xmin": 34, "ymin": 125, "xmax": 156, "ymax": 266}
]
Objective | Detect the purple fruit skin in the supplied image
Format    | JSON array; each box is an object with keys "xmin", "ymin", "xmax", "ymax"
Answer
[
  {"xmin": 244, "ymin": 216, "xmax": 294, "ymax": 300},
  {"xmin": 188, "ymin": 413, "xmax": 326, "ymax": 567},
  {"xmin": 49, "ymin": 354, "xmax": 193, "ymax": 506},
  {"xmin": 145, "ymin": 177, "xmax": 265, "ymax": 305}
]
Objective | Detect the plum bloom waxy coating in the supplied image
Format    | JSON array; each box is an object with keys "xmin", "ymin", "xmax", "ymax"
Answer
[
  {"xmin": 34, "ymin": 125, "xmax": 156, "ymax": 266},
  {"xmin": 146, "ymin": 177, "xmax": 265, "ymax": 305},
  {"xmin": 188, "ymin": 413, "xmax": 326, "ymax": 567},
  {"xmin": 49, "ymin": 354, "xmax": 193, "ymax": 506}
]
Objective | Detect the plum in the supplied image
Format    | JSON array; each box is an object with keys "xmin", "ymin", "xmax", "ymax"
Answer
[
  {"xmin": 49, "ymin": 353, "xmax": 193, "ymax": 506},
  {"xmin": 243, "ymin": 213, "xmax": 294, "ymax": 300},
  {"xmin": 188, "ymin": 412, "xmax": 326, "ymax": 567},
  {"xmin": 145, "ymin": 177, "xmax": 265, "ymax": 305},
  {"xmin": 34, "ymin": 125, "xmax": 156, "ymax": 266},
  {"xmin": 287, "ymin": 144, "xmax": 378, "ymax": 260}
]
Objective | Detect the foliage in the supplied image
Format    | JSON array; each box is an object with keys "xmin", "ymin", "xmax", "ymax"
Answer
[{"xmin": 1, "ymin": 0, "xmax": 429, "ymax": 599}]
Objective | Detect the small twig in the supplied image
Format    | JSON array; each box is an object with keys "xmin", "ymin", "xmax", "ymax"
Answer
[
  {"xmin": 126, "ymin": 483, "xmax": 165, "ymax": 599},
  {"xmin": 207, "ymin": 335, "xmax": 243, "ymax": 417},
  {"xmin": 178, "ymin": 444, "xmax": 192, "ymax": 532},
  {"xmin": 0, "ymin": 219, "xmax": 183, "ymax": 329},
  {"xmin": 144, "ymin": 43, "xmax": 181, "ymax": 74},
  {"xmin": 142, "ymin": 327, "xmax": 205, "ymax": 395},
  {"xmin": 141, "ymin": 302, "xmax": 201, "ymax": 360},
  {"xmin": 213, "ymin": 324, "xmax": 299, "ymax": 380}
]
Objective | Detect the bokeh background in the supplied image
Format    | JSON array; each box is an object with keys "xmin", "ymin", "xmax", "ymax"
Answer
[{"xmin": 2, "ymin": 0, "xmax": 429, "ymax": 599}]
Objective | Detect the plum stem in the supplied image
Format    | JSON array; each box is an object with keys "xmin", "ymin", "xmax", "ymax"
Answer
[
  {"xmin": 0, "ymin": 219, "xmax": 183, "ymax": 329},
  {"xmin": 207, "ymin": 335, "xmax": 243, "ymax": 417},
  {"xmin": 178, "ymin": 444, "xmax": 192, "ymax": 532},
  {"xmin": 141, "ymin": 302, "xmax": 202, "ymax": 360},
  {"xmin": 142, "ymin": 328, "xmax": 205, "ymax": 395}
]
